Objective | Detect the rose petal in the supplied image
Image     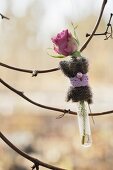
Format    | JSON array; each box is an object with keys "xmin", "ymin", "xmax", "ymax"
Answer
[{"xmin": 51, "ymin": 29, "xmax": 78, "ymax": 56}]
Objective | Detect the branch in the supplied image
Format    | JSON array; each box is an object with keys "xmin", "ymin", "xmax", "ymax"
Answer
[
  {"xmin": 0, "ymin": 13, "xmax": 10, "ymax": 20},
  {"xmin": 0, "ymin": 78, "xmax": 75, "ymax": 115},
  {"xmin": 0, "ymin": 78, "xmax": 113, "ymax": 117},
  {"xmin": 80, "ymin": 0, "xmax": 107, "ymax": 52},
  {"xmin": 0, "ymin": 62, "xmax": 59, "ymax": 76},
  {"xmin": 0, "ymin": 132, "xmax": 65, "ymax": 170},
  {"xmin": 86, "ymin": 13, "xmax": 113, "ymax": 40}
]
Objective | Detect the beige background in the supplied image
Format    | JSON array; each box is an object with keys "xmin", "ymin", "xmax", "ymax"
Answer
[{"xmin": 0, "ymin": 0, "xmax": 113, "ymax": 170}]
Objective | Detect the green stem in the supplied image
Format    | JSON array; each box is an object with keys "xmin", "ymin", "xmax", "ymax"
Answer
[{"xmin": 80, "ymin": 101, "xmax": 86, "ymax": 145}]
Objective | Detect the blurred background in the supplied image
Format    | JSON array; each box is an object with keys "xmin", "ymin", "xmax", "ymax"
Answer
[{"xmin": 0, "ymin": 0, "xmax": 113, "ymax": 169}]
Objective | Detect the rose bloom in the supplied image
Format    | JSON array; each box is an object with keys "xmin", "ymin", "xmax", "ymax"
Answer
[{"xmin": 51, "ymin": 29, "xmax": 78, "ymax": 56}]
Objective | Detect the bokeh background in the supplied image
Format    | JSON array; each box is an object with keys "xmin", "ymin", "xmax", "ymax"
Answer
[{"xmin": 0, "ymin": 0, "xmax": 113, "ymax": 170}]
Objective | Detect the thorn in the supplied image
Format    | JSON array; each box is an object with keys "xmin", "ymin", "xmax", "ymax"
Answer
[
  {"xmin": 86, "ymin": 33, "xmax": 90, "ymax": 37},
  {"xmin": 107, "ymin": 23, "xmax": 111, "ymax": 27},
  {"xmin": 31, "ymin": 165, "xmax": 35, "ymax": 170},
  {"xmin": 31, "ymin": 163, "xmax": 39, "ymax": 170},
  {"xmin": 32, "ymin": 70, "xmax": 38, "ymax": 77},
  {"xmin": 56, "ymin": 109, "xmax": 70, "ymax": 119},
  {"xmin": 56, "ymin": 113, "xmax": 65, "ymax": 119},
  {"xmin": 0, "ymin": 13, "xmax": 10, "ymax": 20},
  {"xmin": 18, "ymin": 91, "xmax": 24, "ymax": 96}
]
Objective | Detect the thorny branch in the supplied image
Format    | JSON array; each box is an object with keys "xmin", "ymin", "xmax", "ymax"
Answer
[
  {"xmin": 86, "ymin": 13, "xmax": 113, "ymax": 40},
  {"xmin": 0, "ymin": 0, "xmax": 108, "ymax": 75},
  {"xmin": 1, "ymin": 77, "xmax": 113, "ymax": 117},
  {"xmin": 0, "ymin": 132, "xmax": 65, "ymax": 170}
]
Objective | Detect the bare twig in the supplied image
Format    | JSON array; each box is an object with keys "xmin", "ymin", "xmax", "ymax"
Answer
[
  {"xmin": 0, "ymin": 132, "xmax": 65, "ymax": 170},
  {"xmin": 80, "ymin": 0, "xmax": 107, "ymax": 52},
  {"xmin": 0, "ymin": 62, "xmax": 59, "ymax": 76},
  {"xmin": 86, "ymin": 13, "xmax": 113, "ymax": 40},
  {"xmin": 0, "ymin": 78, "xmax": 113, "ymax": 117},
  {"xmin": 0, "ymin": 13, "xmax": 10, "ymax": 20}
]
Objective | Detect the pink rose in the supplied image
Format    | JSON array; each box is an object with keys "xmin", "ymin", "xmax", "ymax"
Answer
[{"xmin": 51, "ymin": 29, "xmax": 78, "ymax": 56}]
